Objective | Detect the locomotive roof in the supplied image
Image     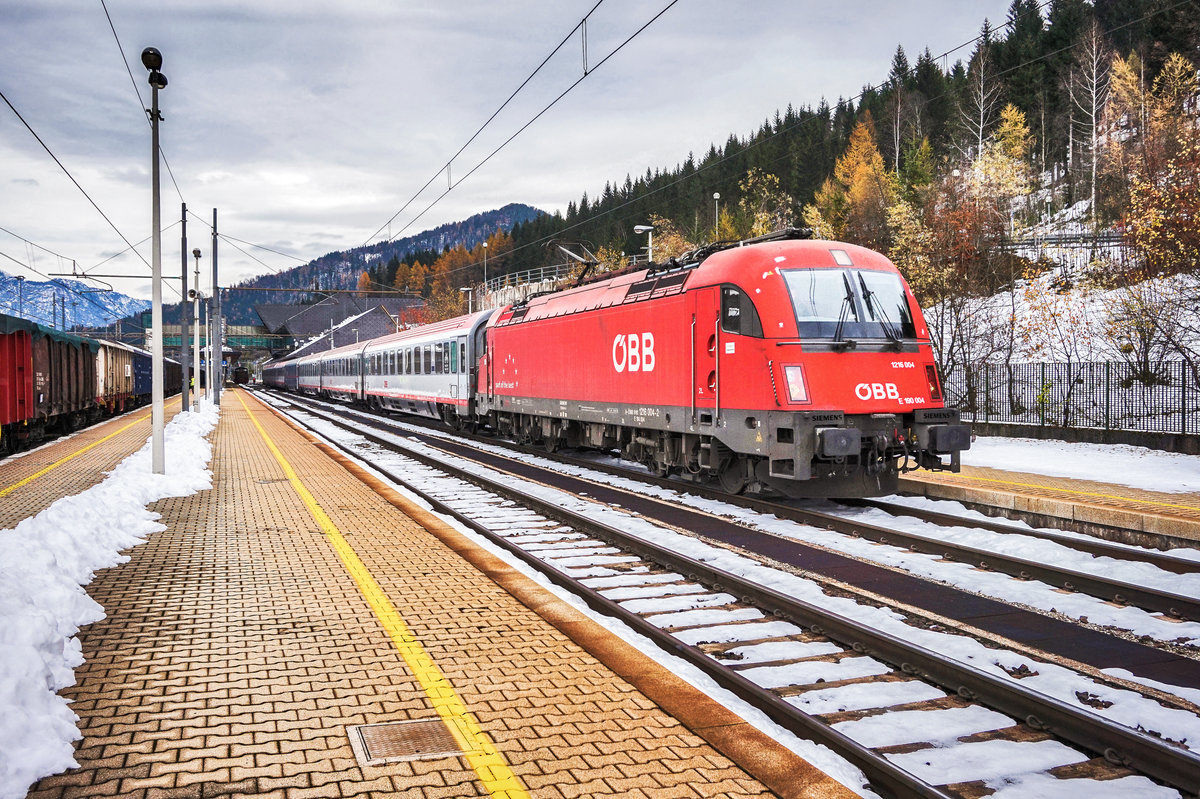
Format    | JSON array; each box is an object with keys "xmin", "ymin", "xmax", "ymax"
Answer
[{"xmin": 496, "ymin": 238, "xmax": 904, "ymax": 327}]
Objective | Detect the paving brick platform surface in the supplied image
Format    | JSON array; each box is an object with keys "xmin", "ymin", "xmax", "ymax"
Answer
[
  {"xmin": 901, "ymin": 461, "xmax": 1200, "ymax": 547},
  {"xmin": 0, "ymin": 400, "xmax": 185, "ymax": 530},
  {"xmin": 27, "ymin": 389, "xmax": 850, "ymax": 799}
]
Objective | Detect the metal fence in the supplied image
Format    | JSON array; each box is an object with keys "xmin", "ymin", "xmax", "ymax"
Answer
[{"xmin": 943, "ymin": 361, "xmax": 1199, "ymax": 435}]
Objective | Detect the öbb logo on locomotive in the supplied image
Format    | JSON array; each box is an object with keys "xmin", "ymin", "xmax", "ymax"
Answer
[
  {"xmin": 855, "ymin": 382, "xmax": 900, "ymax": 401},
  {"xmin": 612, "ymin": 332, "xmax": 656, "ymax": 373},
  {"xmin": 261, "ymin": 230, "xmax": 970, "ymax": 498}
]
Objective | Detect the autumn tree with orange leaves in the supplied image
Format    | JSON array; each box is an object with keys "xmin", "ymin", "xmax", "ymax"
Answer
[{"xmin": 803, "ymin": 113, "xmax": 897, "ymax": 253}]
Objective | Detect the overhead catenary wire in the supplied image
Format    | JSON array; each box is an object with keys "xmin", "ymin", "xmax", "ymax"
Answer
[
  {"xmin": 0, "ymin": 224, "xmax": 159, "ymax": 321},
  {"xmin": 363, "ymin": 0, "xmax": 608, "ymax": 247},
  {"xmin": 99, "ymin": 0, "xmax": 186, "ymax": 205},
  {"xmin": 0, "ymin": 87, "xmax": 161, "ymax": 280},
  {"xmin": 382, "ymin": 0, "xmax": 683, "ymax": 248},
  {"xmin": 0, "ymin": 246, "xmax": 140, "ymax": 330}
]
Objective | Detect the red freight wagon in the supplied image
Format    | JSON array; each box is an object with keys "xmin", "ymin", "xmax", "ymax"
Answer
[
  {"xmin": 2, "ymin": 313, "xmax": 99, "ymax": 454},
  {"xmin": 479, "ymin": 231, "xmax": 968, "ymax": 497},
  {"xmin": 0, "ymin": 323, "xmax": 34, "ymax": 452}
]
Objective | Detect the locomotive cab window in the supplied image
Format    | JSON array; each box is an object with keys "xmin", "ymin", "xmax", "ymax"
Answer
[
  {"xmin": 721, "ymin": 286, "xmax": 763, "ymax": 337},
  {"xmin": 782, "ymin": 268, "xmax": 915, "ymax": 341}
]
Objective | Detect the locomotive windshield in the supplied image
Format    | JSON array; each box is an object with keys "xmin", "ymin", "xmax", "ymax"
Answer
[{"xmin": 782, "ymin": 268, "xmax": 916, "ymax": 340}]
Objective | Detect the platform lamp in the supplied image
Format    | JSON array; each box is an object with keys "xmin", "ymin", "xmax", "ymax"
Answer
[
  {"xmin": 634, "ymin": 224, "xmax": 653, "ymax": 264},
  {"xmin": 191, "ymin": 248, "xmax": 202, "ymax": 411},
  {"xmin": 459, "ymin": 286, "xmax": 472, "ymax": 315},
  {"xmin": 713, "ymin": 192, "xmax": 720, "ymax": 238},
  {"xmin": 143, "ymin": 46, "xmax": 168, "ymax": 475}
]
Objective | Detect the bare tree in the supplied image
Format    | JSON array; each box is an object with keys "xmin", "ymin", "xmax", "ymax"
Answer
[
  {"xmin": 1071, "ymin": 20, "xmax": 1113, "ymax": 229},
  {"xmin": 959, "ymin": 41, "xmax": 1003, "ymax": 158}
]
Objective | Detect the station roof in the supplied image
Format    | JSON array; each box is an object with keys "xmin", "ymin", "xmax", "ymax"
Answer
[
  {"xmin": 283, "ymin": 306, "xmax": 411, "ymax": 359},
  {"xmin": 254, "ymin": 295, "xmax": 420, "ymax": 337}
]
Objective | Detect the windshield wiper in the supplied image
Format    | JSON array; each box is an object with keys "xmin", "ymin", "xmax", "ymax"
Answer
[
  {"xmin": 831, "ymin": 273, "xmax": 858, "ymax": 352},
  {"xmin": 858, "ymin": 274, "xmax": 903, "ymax": 351}
]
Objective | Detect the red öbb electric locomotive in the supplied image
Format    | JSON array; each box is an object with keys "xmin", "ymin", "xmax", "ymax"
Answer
[{"xmin": 265, "ymin": 229, "xmax": 970, "ymax": 497}]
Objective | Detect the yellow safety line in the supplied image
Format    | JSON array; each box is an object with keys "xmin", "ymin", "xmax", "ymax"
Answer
[
  {"xmin": 0, "ymin": 405, "xmax": 166, "ymax": 499},
  {"xmin": 235, "ymin": 392, "xmax": 528, "ymax": 799},
  {"xmin": 924, "ymin": 472, "xmax": 1200, "ymax": 514}
]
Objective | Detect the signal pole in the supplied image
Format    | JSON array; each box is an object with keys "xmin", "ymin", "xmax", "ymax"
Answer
[
  {"xmin": 212, "ymin": 209, "xmax": 221, "ymax": 406},
  {"xmin": 180, "ymin": 203, "xmax": 190, "ymax": 410}
]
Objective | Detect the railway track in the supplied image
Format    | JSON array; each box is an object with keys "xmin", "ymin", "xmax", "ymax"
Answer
[
  {"xmin": 847, "ymin": 497, "xmax": 1200, "ymax": 575},
  {"xmin": 260, "ymin": 390, "xmax": 1200, "ymax": 799},
  {"xmin": 265, "ymin": 391, "xmax": 1200, "ymax": 638}
]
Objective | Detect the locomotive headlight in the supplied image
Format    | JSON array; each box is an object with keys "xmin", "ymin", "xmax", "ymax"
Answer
[
  {"xmin": 925, "ymin": 364, "xmax": 943, "ymax": 401},
  {"xmin": 784, "ymin": 365, "xmax": 809, "ymax": 403}
]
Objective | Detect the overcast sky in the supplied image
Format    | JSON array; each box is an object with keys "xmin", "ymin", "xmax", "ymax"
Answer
[{"xmin": 0, "ymin": 1, "xmax": 1013, "ymax": 302}]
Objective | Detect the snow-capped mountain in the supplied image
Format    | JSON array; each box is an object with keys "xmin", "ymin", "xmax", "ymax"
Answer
[{"xmin": 0, "ymin": 271, "xmax": 149, "ymax": 330}]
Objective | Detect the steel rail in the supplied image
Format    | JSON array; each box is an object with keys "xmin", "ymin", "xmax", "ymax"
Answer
[{"xmin": 267, "ymin": 393, "xmax": 1200, "ymax": 796}]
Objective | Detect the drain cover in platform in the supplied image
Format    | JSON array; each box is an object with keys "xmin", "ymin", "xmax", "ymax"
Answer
[{"xmin": 347, "ymin": 718, "xmax": 467, "ymax": 766}]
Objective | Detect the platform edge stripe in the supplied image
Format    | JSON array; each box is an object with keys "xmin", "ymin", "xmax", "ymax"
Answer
[
  {"xmin": 941, "ymin": 473, "xmax": 1200, "ymax": 513},
  {"xmin": 0, "ymin": 411, "xmax": 153, "ymax": 498},
  {"xmin": 233, "ymin": 391, "xmax": 529, "ymax": 799}
]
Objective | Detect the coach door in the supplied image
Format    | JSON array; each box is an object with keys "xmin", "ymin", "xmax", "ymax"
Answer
[
  {"xmin": 479, "ymin": 326, "xmax": 494, "ymax": 409},
  {"xmin": 690, "ymin": 287, "xmax": 719, "ymax": 425}
]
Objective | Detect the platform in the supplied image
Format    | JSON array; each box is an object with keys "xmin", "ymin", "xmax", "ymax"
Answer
[
  {"xmin": 900, "ymin": 463, "xmax": 1200, "ymax": 549},
  {"xmin": 25, "ymin": 388, "xmax": 851, "ymax": 799}
]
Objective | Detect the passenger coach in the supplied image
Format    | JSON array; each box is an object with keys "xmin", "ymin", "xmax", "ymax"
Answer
[{"xmin": 361, "ymin": 311, "xmax": 489, "ymax": 425}]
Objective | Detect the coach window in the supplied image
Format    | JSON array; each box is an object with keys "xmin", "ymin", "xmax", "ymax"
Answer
[
  {"xmin": 449, "ymin": 340, "xmax": 458, "ymax": 374},
  {"xmin": 721, "ymin": 286, "xmax": 763, "ymax": 337},
  {"xmin": 433, "ymin": 342, "xmax": 443, "ymax": 374}
]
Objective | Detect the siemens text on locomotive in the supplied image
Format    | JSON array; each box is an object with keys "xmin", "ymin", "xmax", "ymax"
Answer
[{"xmin": 263, "ymin": 230, "xmax": 970, "ymax": 497}]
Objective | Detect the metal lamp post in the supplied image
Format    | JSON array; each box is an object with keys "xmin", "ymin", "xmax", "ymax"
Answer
[
  {"xmin": 634, "ymin": 224, "xmax": 654, "ymax": 264},
  {"xmin": 713, "ymin": 192, "xmax": 720, "ymax": 238},
  {"xmin": 205, "ymin": 298, "xmax": 213, "ymax": 402},
  {"xmin": 143, "ymin": 47, "xmax": 167, "ymax": 474},
  {"xmin": 191, "ymin": 248, "xmax": 202, "ymax": 411},
  {"xmin": 459, "ymin": 286, "xmax": 472, "ymax": 314}
]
